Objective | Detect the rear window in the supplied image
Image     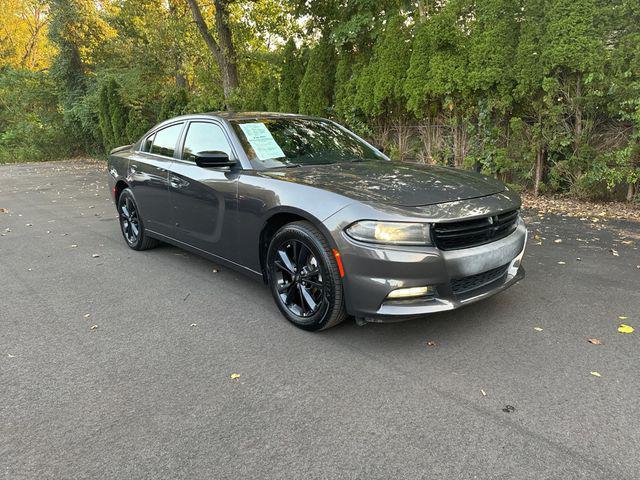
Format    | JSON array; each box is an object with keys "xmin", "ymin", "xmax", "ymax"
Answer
[{"xmin": 149, "ymin": 123, "xmax": 183, "ymax": 157}]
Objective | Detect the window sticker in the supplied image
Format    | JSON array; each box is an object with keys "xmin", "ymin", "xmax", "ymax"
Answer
[{"xmin": 238, "ymin": 122, "xmax": 285, "ymax": 161}]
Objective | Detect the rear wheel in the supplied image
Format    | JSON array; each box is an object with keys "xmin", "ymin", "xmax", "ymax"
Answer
[
  {"xmin": 117, "ymin": 188, "xmax": 158, "ymax": 251},
  {"xmin": 266, "ymin": 221, "xmax": 346, "ymax": 331}
]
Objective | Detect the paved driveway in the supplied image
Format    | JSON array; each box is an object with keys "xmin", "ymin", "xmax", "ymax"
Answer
[{"xmin": 1, "ymin": 160, "xmax": 639, "ymax": 479}]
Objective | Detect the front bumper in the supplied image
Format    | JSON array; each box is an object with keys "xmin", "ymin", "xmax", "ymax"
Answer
[{"xmin": 335, "ymin": 218, "xmax": 527, "ymax": 322}]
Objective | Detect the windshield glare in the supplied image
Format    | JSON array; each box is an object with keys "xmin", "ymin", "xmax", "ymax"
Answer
[{"xmin": 231, "ymin": 118, "xmax": 385, "ymax": 168}]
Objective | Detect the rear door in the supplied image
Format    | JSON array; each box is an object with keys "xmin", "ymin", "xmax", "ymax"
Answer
[
  {"xmin": 168, "ymin": 120, "xmax": 240, "ymax": 259},
  {"xmin": 129, "ymin": 122, "xmax": 184, "ymax": 236}
]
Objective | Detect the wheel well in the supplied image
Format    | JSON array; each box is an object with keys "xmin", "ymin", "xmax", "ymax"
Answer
[
  {"xmin": 259, "ymin": 212, "xmax": 308, "ymax": 281},
  {"xmin": 114, "ymin": 180, "xmax": 129, "ymax": 203}
]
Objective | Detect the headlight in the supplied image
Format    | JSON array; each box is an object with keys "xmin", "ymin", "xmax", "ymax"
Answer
[{"xmin": 345, "ymin": 221, "xmax": 431, "ymax": 246}]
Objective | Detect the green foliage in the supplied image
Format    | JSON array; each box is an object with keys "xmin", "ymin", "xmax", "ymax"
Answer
[
  {"xmin": 0, "ymin": 68, "xmax": 71, "ymax": 163},
  {"xmin": 159, "ymin": 88, "xmax": 189, "ymax": 120},
  {"xmin": 2, "ymin": 0, "xmax": 638, "ymax": 201},
  {"xmin": 299, "ymin": 36, "xmax": 336, "ymax": 117},
  {"xmin": 278, "ymin": 39, "xmax": 304, "ymax": 113},
  {"xmin": 405, "ymin": 1, "xmax": 470, "ymax": 115},
  {"xmin": 355, "ymin": 14, "xmax": 412, "ymax": 118},
  {"xmin": 98, "ymin": 79, "xmax": 130, "ymax": 153}
]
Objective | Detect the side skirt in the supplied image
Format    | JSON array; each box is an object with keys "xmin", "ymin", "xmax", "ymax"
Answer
[{"xmin": 146, "ymin": 229, "xmax": 264, "ymax": 282}]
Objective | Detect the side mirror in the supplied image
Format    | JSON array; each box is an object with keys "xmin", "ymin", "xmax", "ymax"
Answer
[{"xmin": 194, "ymin": 151, "xmax": 236, "ymax": 168}]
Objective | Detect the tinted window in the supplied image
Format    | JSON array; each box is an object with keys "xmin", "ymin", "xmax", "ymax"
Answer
[
  {"xmin": 182, "ymin": 122, "xmax": 233, "ymax": 162},
  {"xmin": 150, "ymin": 123, "xmax": 183, "ymax": 157},
  {"xmin": 231, "ymin": 119, "xmax": 385, "ymax": 168}
]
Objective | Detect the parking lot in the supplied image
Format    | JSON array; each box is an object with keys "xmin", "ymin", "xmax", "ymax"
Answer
[{"xmin": 1, "ymin": 160, "xmax": 639, "ymax": 479}]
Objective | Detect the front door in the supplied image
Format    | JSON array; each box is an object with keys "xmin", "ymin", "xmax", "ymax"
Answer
[{"xmin": 168, "ymin": 121, "xmax": 239, "ymax": 259}]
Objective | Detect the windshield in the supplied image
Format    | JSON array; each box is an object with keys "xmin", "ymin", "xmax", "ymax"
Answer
[{"xmin": 230, "ymin": 118, "xmax": 386, "ymax": 168}]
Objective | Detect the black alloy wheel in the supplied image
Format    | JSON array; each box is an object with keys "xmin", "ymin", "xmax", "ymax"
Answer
[
  {"xmin": 120, "ymin": 195, "xmax": 140, "ymax": 245},
  {"xmin": 267, "ymin": 221, "xmax": 346, "ymax": 331},
  {"xmin": 117, "ymin": 188, "xmax": 158, "ymax": 251}
]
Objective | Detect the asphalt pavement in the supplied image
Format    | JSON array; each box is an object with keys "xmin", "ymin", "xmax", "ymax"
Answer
[{"xmin": 1, "ymin": 160, "xmax": 639, "ymax": 480}]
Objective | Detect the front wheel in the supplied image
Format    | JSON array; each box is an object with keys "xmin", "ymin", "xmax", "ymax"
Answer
[{"xmin": 266, "ymin": 221, "xmax": 346, "ymax": 331}]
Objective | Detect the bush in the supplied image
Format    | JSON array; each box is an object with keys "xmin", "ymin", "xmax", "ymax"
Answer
[{"xmin": 0, "ymin": 68, "xmax": 71, "ymax": 163}]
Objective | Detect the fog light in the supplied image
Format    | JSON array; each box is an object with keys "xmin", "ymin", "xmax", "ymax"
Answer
[{"xmin": 386, "ymin": 286, "xmax": 434, "ymax": 299}]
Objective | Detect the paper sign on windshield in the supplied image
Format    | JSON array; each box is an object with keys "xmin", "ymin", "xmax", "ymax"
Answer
[{"xmin": 238, "ymin": 122, "xmax": 285, "ymax": 161}]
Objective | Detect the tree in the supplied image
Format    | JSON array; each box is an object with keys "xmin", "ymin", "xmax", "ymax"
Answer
[
  {"xmin": 405, "ymin": 0, "xmax": 472, "ymax": 166},
  {"xmin": 298, "ymin": 36, "xmax": 336, "ymax": 117},
  {"xmin": 186, "ymin": 0, "xmax": 239, "ymax": 108},
  {"xmin": 0, "ymin": 0, "xmax": 55, "ymax": 70},
  {"xmin": 279, "ymin": 39, "xmax": 304, "ymax": 113},
  {"xmin": 98, "ymin": 79, "xmax": 129, "ymax": 153}
]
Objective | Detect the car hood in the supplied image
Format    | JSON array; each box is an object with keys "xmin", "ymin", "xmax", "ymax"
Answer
[{"xmin": 260, "ymin": 161, "xmax": 506, "ymax": 207}]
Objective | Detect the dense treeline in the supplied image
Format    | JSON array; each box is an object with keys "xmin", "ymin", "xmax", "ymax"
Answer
[{"xmin": 1, "ymin": 0, "xmax": 639, "ymax": 201}]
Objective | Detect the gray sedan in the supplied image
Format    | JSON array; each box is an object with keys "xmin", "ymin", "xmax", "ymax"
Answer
[{"xmin": 107, "ymin": 112, "xmax": 526, "ymax": 330}]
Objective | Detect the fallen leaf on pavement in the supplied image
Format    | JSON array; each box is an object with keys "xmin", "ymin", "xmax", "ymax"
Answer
[
  {"xmin": 92, "ymin": 253, "xmax": 100, "ymax": 258},
  {"xmin": 90, "ymin": 325, "xmax": 98, "ymax": 330},
  {"xmin": 534, "ymin": 327, "xmax": 543, "ymax": 331},
  {"xmin": 618, "ymin": 316, "xmax": 628, "ymax": 320},
  {"xmin": 84, "ymin": 313, "xmax": 91, "ymax": 318},
  {"xmin": 618, "ymin": 324, "xmax": 634, "ymax": 334},
  {"xmin": 212, "ymin": 267, "xmax": 219, "ymax": 273},
  {"xmin": 587, "ymin": 338, "xmax": 602, "ymax": 345},
  {"xmin": 557, "ymin": 261, "xmax": 566, "ymax": 265},
  {"xmin": 426, "ymin": 341, "xmax": 437, "ymax": 347},
  {"xmin": 0, "ymin": 208, "xmax": 8, "ymax": 213},
  {"xmin": 610, "ymin": 249, "xmax": 619, "ymax": 256},
  {"xmin": 502, "ymin": 405, "xmax": 515, "ymax": 413},
  {"xmin": 554, "ymin": 239, "xmax": 562, "ymax": 243},
  {"xmin": 71, "ymin": 244, "xmax": 78, "ymax": 248},
  {"xmin": 230, "ymin": 373, "xmax": 241, "ymax": 379},
  {"xmin": 590, "ymin": 371, "xmax": 601, "ymax": 377},
  {"xmin": 190, "ymin": 323, "xmax": 197, "ymax": 327},
  {"xmin": 481, "ymin": 389, "xmax": 487, "ymax": 397}
]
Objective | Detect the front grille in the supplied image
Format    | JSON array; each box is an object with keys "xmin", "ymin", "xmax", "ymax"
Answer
[
  {"xmin": 432, "ymin": 209, "xmax": 519, "ymax": 250},
  {"xmin": 450, "ymin": 263, "xmax": 510, "ymax": 296}
]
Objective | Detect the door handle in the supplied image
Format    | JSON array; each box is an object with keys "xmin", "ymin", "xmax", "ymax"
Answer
[{"xmin": 169, "ymin": 175, "xmax": 189, "ymax": 189}]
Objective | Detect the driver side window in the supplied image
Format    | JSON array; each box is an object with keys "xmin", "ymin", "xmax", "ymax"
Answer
[{"xmin": 182, "ymin": 122, "xmax": 233, "ymax": 162}]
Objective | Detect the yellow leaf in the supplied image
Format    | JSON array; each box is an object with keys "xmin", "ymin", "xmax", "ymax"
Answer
[
  {"xmin": 618, "ymin": 316, "xmax": 628, "ymax": 320},
  {"xmin": 230, "ymin": 373, "xmax": 241, "ymax": 379},
  {"xmin": 590, "ymin": 371, "xmax": 601, "ymax": 377},
  {"xmin": 618, "ymin": 324, "xmax": 634, "ymax": 334},
  {"xmin": 534, "ymin": 327, "xmax": 543, "ymax": 331}
]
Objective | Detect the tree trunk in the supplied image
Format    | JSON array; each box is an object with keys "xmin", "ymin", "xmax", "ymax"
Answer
[
  {"xmin": 168, "ymin": 0, "xmax": 188, "ymax": 90},
  {"xmin": 574, "ymin": 73, "xmax": 582, "ymax": 152},
  {"xmin": 213, "ymin": 0, "xmax": 239, "ymax": 101},
  {"xmin": 626, "ymin": 182, "xmax": 636, "ymax": 202},
  {"xmin": 534, "ymin": 143, "xmax": 544, "ymax": 197},
  {"xmin": 186, "ymin": 0, "xmax": 239, "ymax": 108},
  {"xmin": 20, "ymin": 7, "xmax": 46, "ymax": 69}
]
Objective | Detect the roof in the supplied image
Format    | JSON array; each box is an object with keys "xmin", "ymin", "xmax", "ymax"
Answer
[{"xmin": 205, "ymin": 111, "xmax": 313, "ymax": 120}]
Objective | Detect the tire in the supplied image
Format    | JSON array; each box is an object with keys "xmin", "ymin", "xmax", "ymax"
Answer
[
  {"xmin": 266, "ymin": 221, "xmax": 346, "ymax": 331},
  {"xmin": 117, "ymin": 188, "xmax": 159, "ymax": 251}
]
